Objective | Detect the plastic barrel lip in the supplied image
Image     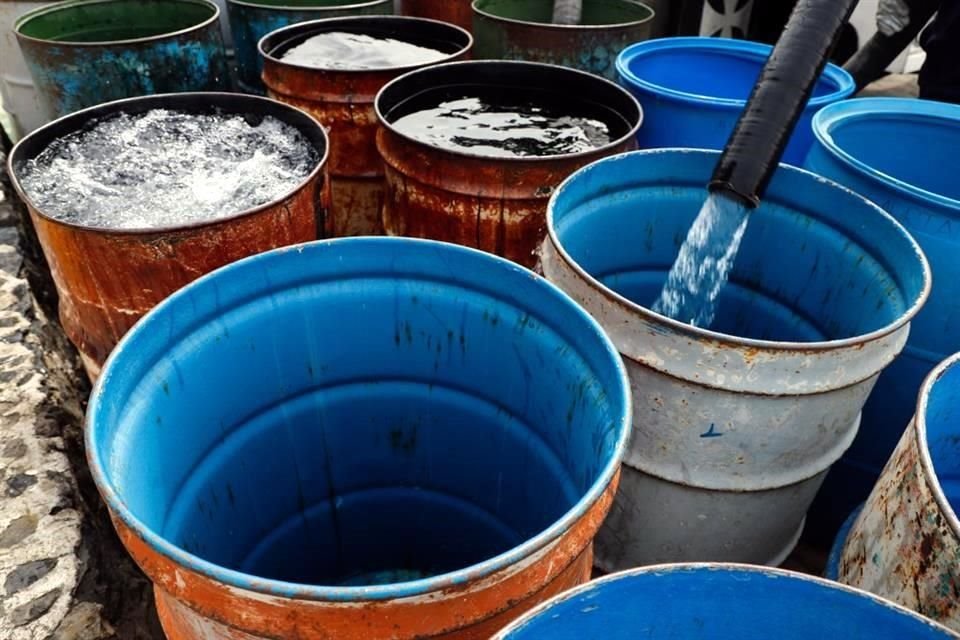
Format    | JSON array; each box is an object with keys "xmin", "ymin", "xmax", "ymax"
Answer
[
  {"xmin": 825, "ymin": 505, "xmax": 863, "ymax": 580},
  {"xmin": 545, "ymin": 148, "xmax": 932, "ymax": 354},
  {"xmin": 812, "ymin": 97, "xmax": 960, "ymax": 213},
  {"xmin": 470, "ymin": 0, "xmax": 656, "ymax": 31},
  {"xmin": 258, "ymin": 15, "xmax": 474, "ymax": 75},
  {"xmin": 14, "ymin": 0, "xmax": 222, "ymax": 47},
  {"xmin": 374, "ymin": 59, "xmax": 643, "ymax": 164},
  {"xmin": 6, "ymin": 91, "xmax": 329, "ymax": 236},
  {"xmin": 491, "ymin": 562, "xmax": 960, "ymax": 638},
  {"xmin": 615, "ymin": 36, "xmax": 855, "ymax": 110},
  {"xmin": 84, "ymin": 236, "xmax": 632, "ymax": 603},
  {"xmin": 915, "ymin": 351, "xmax": 960, "ymax": 541}
]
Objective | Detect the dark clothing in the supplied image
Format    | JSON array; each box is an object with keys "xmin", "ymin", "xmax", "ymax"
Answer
[{"xmin": 920, "ymin": 0, "xmax": 960, "ymax": 103}]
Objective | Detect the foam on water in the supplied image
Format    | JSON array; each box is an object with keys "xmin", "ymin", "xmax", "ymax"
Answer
[
  {"xmin": 280, "ymin": 31, "xmax": 449, "ymax": 70},
  {"xmin": 652, "ymin": 192, "xmax": 751, "ymax": 329},
  {"xmin": 18, "ymin": 109, "xmax": 319, "ymax": 230},
  {"xmin": 390, "ymin": 96, "xmax": 612, "ymax": 158}
]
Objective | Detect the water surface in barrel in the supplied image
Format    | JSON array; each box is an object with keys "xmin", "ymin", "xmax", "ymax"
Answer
[
  {"xmin": 18, "ymin": 109, "xmax": 319, "ymax": 229},
  {"xmin": 280, "ymin": 31, "xmax": 449, "ymax": 70}
]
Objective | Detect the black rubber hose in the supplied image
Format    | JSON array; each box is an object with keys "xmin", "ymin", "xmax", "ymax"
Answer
[
  {"xmin": 844, "ymin": 0, "xmax": 939, "ymax": 90},
  {"xmin": 708, "ymin": 0, "xmax": 861, "ymax": 208}
]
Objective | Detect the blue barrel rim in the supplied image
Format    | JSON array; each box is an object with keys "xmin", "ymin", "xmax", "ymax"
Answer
[
  {"xmin": 491, "ymin": 563, "xmax": 960, "ymax": 638},
  {"xmin": 812, "ymin": 97, "xmax": 960, "ymax": 212},
  {"xmin": 546, "ymin": 148, "xmax": 932, "ymax": 351},
  {"xmin": 374, "ymin": 59, "xmax": 644, "ymax": 163},
  {"xmin": 14, "ymin": 0, "xmax": 222, "ymax": 47},
  {"xmin": 84, "ymin": 236, "xmax": 633, "ymax": 602},
  {"xmin": 226, "ymin": 0, "xmax": 391, "ymax": 12},
  {"xmin": 615, "ymin": 36, "xmax": 855, "ymax": 109},
  {"xmin": 258, "ymin": 15, "xmax": 474, "ymax": 75},
  {"xmin": 470, "ymin": 0, "xmax": 657, "ymax": 31},
  {"xmin": 916, "ymin": 351, "xmax": 960, "ymax": 540},
  {"xmin": 825, "ymin": 504, "xmax": 863, "ymax": 580},
  {"xmin": 6, "ymin": 91, "xmax": 329, "ymax": 236}
]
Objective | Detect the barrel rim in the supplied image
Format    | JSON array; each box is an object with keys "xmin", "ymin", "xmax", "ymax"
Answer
[
  {"xmin": 491, "ymin": 563, "xmax": 960, "ymax": 638},
  {"xmin": 258, "ymin": 15, "xmax": 474, "ymax": 75},
  {"xmin": 916, "ymin": 351, "xmax": 960, "ymax": 540},
  {"xmin": 226, "ymin": 0, "xmax": 391, "ymax": 12},
  {"xmin": 615, "ymin": 36, "xmax": 855, "ymax": 109},
  {"xmin": 374, "ymin": 59, "xmax": 643, "ymax": 163},
  {"xmin": 6, "ymin": 91, "xmax": 330, "ymax": 236},
  {"xmin": 546, "ymin": 148, "xmax": 932, "ymax": 352},
  {"xmin": 471, "ymin": 0, "xmax": 655, "ymax": 31},
  {"xmin": 14, "ymin": 0, "xmax": 221, "ymax": 47},
  {"xmin": 84, "ymin": 236, "xmax": 633, "ymax": 602},
  {"xmin": 812, "ymin": 97, "xmax": 960, "ymax": 212}
]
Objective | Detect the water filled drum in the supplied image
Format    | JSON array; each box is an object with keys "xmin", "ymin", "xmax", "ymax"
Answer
[
  {"xmin": 616, "ymin": 37, "xmax": 854, "ymax": 164},
  {"xmin": 492, "ymin": 565, "xmax": 960, "ymax": 639},
  {"xmin": 542, "ymin": 149, "xmax": 929, "ymax": 568},
  {"xmin": 804, "ymin": 97, "xmax": 960, "ymax": 543},
  {"xmin": 85, "ymin": 237, "xmax": 631, "ymax": 639}
]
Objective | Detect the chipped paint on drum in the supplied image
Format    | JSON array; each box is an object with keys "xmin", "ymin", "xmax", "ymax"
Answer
[
  {"xmin": 397, "ymin": 0, "xmax": 472, "ymax": 32},
  {"xmin": 7, "ymin": 92, "xmax": 328, "ymax": 380},
  {"xmin": 541, "ymin": 149, "xmax": 931, "ymax": 568},
  {"xmin": 14, "ymin": 0, "xmax": 229, "ymax": 121},
  {"xmin": 492, "ymin": 564, "xmax": 960, "ymax": 639},
  {"xmin": 260, "ymin": 16, "xmax": 472, "ymax": 237},
  {"xmin": 84, "ymin": 238, "xmax": 632, "ymax": 639},
  {"xmin": 227, "ymin": 0, "xmax": 392, "ymax": 95},
  {"xmin": 836, "ymin": 353, "xmax": 960, "ymax": 632},
  {"xmin": 375, "ymin": 60, "xmax": 641, "ymax": 269},
  {"xmin": 472, "ymin": 0, "xmax": 655, "ymax": 80}
]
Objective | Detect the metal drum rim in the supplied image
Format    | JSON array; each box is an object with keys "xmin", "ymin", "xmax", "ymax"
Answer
[
  {"xmin": 226, "ymin": 0, "xmax": 391, "ymax": 12},
  {"xmin": 491, "ymin": 563, "xmax": 960, "ymax": 638},
  {"xmin": 14, "ymin": 0, "xmax": 221, "ymax": 47},
  {"xmin": 545, "ymin": 148, "xmax": 932, "ymax": 354},
  {"xmin": 615, "ymin": 36, "xmax": 855, "ymax": 109},
  {"xmin": 471, "ymin": 0, "xmax": 656, "ymax": 31},
  {"xmin": 812, "ymin": 97, "xmax": 960, "ymax": 212},
  {"xmin": 84, "ymin": 236, "xmax": 633, "ymax": 603}
]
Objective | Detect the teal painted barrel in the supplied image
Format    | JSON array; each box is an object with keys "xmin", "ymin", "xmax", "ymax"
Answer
[
  {"xmin": 493, "ymin": 565, "xmax": 960, "ymax": 639},
  {"xmin": 804, "ymin": 97, "xmax": 960, "ymax": 545},
  {"xmin": 14, "ymin": 0, "xmax": 228, "ymax": 120},
  {"xmin": 227, "ymin": 0, "xmax": 392, "ymax": 94}
]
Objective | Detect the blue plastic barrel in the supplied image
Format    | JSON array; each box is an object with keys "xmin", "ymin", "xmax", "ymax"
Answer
[
  {"xmin": 493, "ymin": 565, "xmax": 960, "ymax": 639},
  {"xmin": 84, "ymin": 238, "xmax": 631, "ymax": 638},
  {"xmin": 616, "ymin": 37, "xmax": 854, "ymax": 164},
  {"xmin": 804, "ymin": 97, "xmax": 960, "ymax": 545}
]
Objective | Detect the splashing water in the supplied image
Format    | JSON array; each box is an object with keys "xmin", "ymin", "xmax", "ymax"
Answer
[{"xmin": 652, "ymin": 192, "xmax": 751, "ymax": 328}]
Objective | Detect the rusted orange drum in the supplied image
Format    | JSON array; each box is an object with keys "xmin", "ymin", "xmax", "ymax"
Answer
[
  {"xmin": 398, "ymin": 0, "xmax": 473, "ymax": 32},
  {"xmin": 375, "ymin": 61, "xmax": 642, "ymax": 268},
  {"xmin": 260, "ymin": 16, "xmax": 472, "ymax": 237},
  {"xmin": 7, "ymin": 92, "xmax": 328, "ymax": 380}
]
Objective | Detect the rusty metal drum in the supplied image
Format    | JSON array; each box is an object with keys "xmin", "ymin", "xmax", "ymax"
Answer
[
  {"xmin": 397, "ymin": 0, "xmax": 472, "ymax": 32},
  {"xmin": 375, "ymin": 60, "xmax": 641, "ymax": 269},
  {"xmin": 472, "ymin": 0, "xmax": 655, "ymax": 80},
  {"xmin": 85, "ymin": 237, "xmax": 632, "ymax": 639},
  {"xmin": 831, "ymin": 352, "xmax": 960, "ymax": 632},
  {"xmin": 260, "ymin": 16, "xmax": 472, "ymax": 237},
  {"xmin": 7, "ymin": 92, "xmax": 328, "ymax": 380},
  {"xmin": 541, "ymin": 149, "xmax": 930, "ymax": 569}
]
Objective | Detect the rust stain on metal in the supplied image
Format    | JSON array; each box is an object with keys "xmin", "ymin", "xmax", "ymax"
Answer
[
  {"xmin": 109, "ymin": 473, "xmax": 618, "ymax": 639},
  {"xmin": 397, "ymin": 0, "xmax": 474, "ymax": 32}
]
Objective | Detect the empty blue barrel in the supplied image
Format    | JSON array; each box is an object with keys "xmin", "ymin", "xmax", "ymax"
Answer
[
  {"xmin": 804, "ymin": 97, "xmax": 960, "ymax": 545},
  {"xmin": 85, "ymin": 238, "xmax": 631, "ymax": 638},
  {"xmin": 492, "ymin": 565, "xmax": 959, "ymax": 639},
  {"xmin": 616, "ymin": 37, "xmax": 854, "ymax": 164}
]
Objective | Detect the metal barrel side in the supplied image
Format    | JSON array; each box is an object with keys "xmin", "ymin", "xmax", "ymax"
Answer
[
  {"xmin": 7, "ymin": 92, "xmax": 328, "ymax": 380},
  {"xmin": 492, "ymin": 564, "xmax": 960, "ymax": 639},
  {"xmin": 616, "ymin": 37, "xmax": 854, "ymax": 165},
  {"xmin": 84, "ymin": 237, "xmax": 631, "ymax": 639},
  {"xmin": 472, "ymin": 0, "xmax": 655, "ymax": 80},
  {"xmin": 0, "ymin": 1, "xmax": 59, "ymax": 136},
  {"xmin": 374, "ymin": 60, "xmax": 642, "ymax": 269},
  {"xmin": 542, "ymin": 149, "xmax": 930, "ymax": 568},
  {"xmin": 227, "ymin": 0, "xmax": 393, "ymax": 95},
  {"xmin": 260, "ymin": 16, "xmax": 472, "ymax": 237},
  {"xmin": 804, "ymin": 97, "xmax": 960, "ymax": 545},
  {"xmin": 835, "ymin": 353, "xmax": 960, "ymax": 632},
  {"xmin": 14, "ymin": 0, "xmax": 229, "ymax": 120},
  {"xmin": 397, "ymin": 0, "xmax": 472, "ymax": 32}
]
